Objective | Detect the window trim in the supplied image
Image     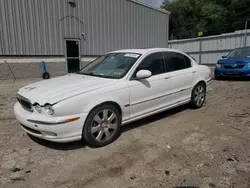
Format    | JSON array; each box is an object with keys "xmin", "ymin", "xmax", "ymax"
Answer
[
  {"xmin": 164, "ymin": 52, "xmax": 192, "ymax": 73},
  {"xmin": 129, "ymin": 52, "xmax": 167, "ymax": 81}
]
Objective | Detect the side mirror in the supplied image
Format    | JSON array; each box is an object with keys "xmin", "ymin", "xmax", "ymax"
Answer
[
  {"xmin": 136, "ymin": 70, "xmax": 152, "ymax": 79},
  {"xmin": 222, "ymin": 56, "xmax": 227, "ymax": 59}
]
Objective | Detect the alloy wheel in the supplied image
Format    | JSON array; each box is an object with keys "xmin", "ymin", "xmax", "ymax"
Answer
[
  {"xmin": 194, "ymin": 85, "xmax": 205, "ymax": 106},
  {"xmin": 91, "ymin": 109, "xmax": 118, "ymax": 142}
]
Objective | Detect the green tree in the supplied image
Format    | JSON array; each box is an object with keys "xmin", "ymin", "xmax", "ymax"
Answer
[{"xmin": 163, "ymin": 0, "xmax": 250, "ymax": 39}]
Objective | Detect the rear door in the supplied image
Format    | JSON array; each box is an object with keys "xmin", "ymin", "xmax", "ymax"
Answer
[{"xmin": 164, "ymin": 52, "xmax": 194, "ymax": 103}]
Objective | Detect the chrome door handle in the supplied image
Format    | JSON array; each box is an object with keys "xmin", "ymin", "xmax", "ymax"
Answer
[
  {"xmin": 165, "ymin": 77, "xmax": 171, "ymax": 79},
  {"xmin": 192, "ymin": 71, "xmax": 196, "ymax": 73}
]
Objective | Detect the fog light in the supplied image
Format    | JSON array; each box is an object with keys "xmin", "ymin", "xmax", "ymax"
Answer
[{"xmin": 42, "ymin": 131, "xmax": 57, "ymax": 137}]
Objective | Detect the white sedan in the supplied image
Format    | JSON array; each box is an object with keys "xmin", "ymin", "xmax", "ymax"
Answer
[{"xmin": 14, "ymin": 48, "xmax": 211, "ymax": 147}]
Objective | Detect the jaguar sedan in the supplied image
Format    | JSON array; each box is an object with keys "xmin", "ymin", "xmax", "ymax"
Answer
[{"xmin": 14, "ymin": 48, "xmax": 211, "ymax": 147}]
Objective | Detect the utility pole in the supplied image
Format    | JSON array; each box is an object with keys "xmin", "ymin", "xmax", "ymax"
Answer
[
  {"xmin": 198, "ymin": 31, "xmax": 203, "ymax": 64},
  {"xmin": 170, "ymin": 33, "xmax": 173, "ymax": 48},
  {"xmin": 243, "ymin": 20, "xmax": 248, "ymax": 47}
]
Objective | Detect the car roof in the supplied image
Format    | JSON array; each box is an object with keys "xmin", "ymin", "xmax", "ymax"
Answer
[{"xmin": 110, "ymin": 48, "xmax": 184, "ymax": 55}]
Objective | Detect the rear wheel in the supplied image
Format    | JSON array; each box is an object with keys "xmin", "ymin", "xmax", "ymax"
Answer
[
  {"xmin": 190, "ymin": 83, "xmax": 206, "ymax": 109},
  {"xmin": 82, "ymin": 104, "xmax": 121, "ymax": 147}
]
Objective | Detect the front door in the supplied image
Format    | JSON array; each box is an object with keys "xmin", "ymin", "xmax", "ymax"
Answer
[
  {"xmin": 128, "ymin": 52, "xmax": 171, "ymax": 119},
  {"xmin": 66, "ymin": 39, "xmax": 81, "ymax": 73}
]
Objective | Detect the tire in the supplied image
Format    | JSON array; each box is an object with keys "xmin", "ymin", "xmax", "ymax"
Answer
[
  {"xmin": 82, "ymin": 104, "xmax": 121, "ymax": 147},
  {"xmin": 190, "ymin": 82, "xmax": 206, "ymax": 109}
]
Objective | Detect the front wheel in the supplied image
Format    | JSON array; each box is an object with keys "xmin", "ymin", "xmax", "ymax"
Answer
[
  {"xmin": 190, "ymin": 83, "xmax": 206, "ymax": 109},
  {"xmin": 82, "ymin": 104, "xmax": 121, "ymax": 147}
]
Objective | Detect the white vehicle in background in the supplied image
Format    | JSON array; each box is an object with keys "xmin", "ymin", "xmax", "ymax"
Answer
[{"xmin": 14, "ymin": 48, "xmax": 211, "ymax": 147}]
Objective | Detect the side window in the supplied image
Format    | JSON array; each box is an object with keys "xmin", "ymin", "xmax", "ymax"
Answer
[
  {"xmin": 165, "ymin": 52, "xmax": 191, "ymax": 72},
  {"xmin": 184, "ymin": 56, "xmax": 192, "ymax": 68},
  {"xmin": 134, "ymin": 52, "xmax": 165, "ymax": 77}
]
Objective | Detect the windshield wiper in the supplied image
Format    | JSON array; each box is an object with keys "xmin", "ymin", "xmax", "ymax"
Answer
[
  {"xmin": 82, "ymin": 72, "xmax": 95, "ymax": 76},
  {"xmin": 77, "ymin": 72, "xmax": 96, "ymax": 76},
  {"xmin": 81, "ymin": 72, "xmax": 103, "ymax": 76},
  {"xmin": 78, "ymin": 72, "xmax": 116, "ymax": 79}
]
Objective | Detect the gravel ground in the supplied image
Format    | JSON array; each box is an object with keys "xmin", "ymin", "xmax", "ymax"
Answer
[{"xmin": 0, "ymin": 78, "xmax": 250, "ymax": 188}]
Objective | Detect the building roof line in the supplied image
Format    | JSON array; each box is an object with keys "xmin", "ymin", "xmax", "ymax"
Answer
[{"xmin": 127, "ymin": 0, "xmax": 171, "ymax": 15}]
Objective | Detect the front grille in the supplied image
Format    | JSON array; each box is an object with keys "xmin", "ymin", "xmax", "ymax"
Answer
[
  {"xmin": 17, "ymin": 94, "xmax": 33, "ymax": 112},
  {"xmin": 223, "ymin": 64, "xmax": 245, "ymax": 69},
  {"xmin": 20, "ymin": 124, "xmax": 42, "ymax": 135},
  {"xmin": 223, "ymin": 73, "xmax": 242, "ymax": 76}
]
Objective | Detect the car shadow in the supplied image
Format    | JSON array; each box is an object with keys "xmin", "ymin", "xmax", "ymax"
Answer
[
  {"xmin": 121, "ymin": 104, "xmax": 189, "ymax": 133},
  {"xmin": 29, "ymin": 104, "xmax": 189, "ymax": 150},
  {"xmin": 28, "ymin": 134, "xmax": 86, "ymax": 151}
]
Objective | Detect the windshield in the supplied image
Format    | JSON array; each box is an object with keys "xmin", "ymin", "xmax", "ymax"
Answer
[
  {"xmin": 227, "ymin": 47, "xmax": 250, "ymax": 58},
  {"xmin": 78, "ymin": 53, "xmax": 141, "ymax": 79}
]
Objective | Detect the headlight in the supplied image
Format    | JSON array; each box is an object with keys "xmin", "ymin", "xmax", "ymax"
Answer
[
  {"xmin": 34, "ymin": 104, "xmax": 42, "ymax": 113},
  {"xmin": 247, "ymin": 64, "xmax": 250, "ymax": 68},
  {"xmin": 44, "ymin": 104, "xmax": 54, "ymax": 115},
  {"xmin": 216, "ymin": 64, "xmax": 221, "ymax": 69}
]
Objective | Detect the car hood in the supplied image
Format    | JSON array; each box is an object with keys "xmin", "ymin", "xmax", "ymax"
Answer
[
  {"xmin": 218, "ymin": 57, "xmax": 250, "ymax": 64},
  {"xmin": 18, "ymin": 74, "xmax": 118, "ymax": 105}
]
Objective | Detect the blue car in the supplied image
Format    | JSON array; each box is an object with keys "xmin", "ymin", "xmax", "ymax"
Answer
[{"xmin": 215, "ymin": 46, "xmax": 250, "ymax": 79}]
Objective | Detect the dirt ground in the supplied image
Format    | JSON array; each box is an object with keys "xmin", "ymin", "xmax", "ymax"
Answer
[{"xmin": 0, "ymin": 77, "xmax": 250, "ymax": 188}]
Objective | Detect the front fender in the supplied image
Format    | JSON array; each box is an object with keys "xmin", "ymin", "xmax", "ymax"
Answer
[
  {"xmin": 83, "ymin": 91, "xmax": 130, "ymax": 121},
  {"xmin": 84, "ymin": 96, "xmax": 123, "ymax": 112}
]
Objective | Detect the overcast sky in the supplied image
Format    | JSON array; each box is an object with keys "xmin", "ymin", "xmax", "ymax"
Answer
[{"xmin": 143, "ymin": 0, "xmax": 164, "ymax": 7}]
